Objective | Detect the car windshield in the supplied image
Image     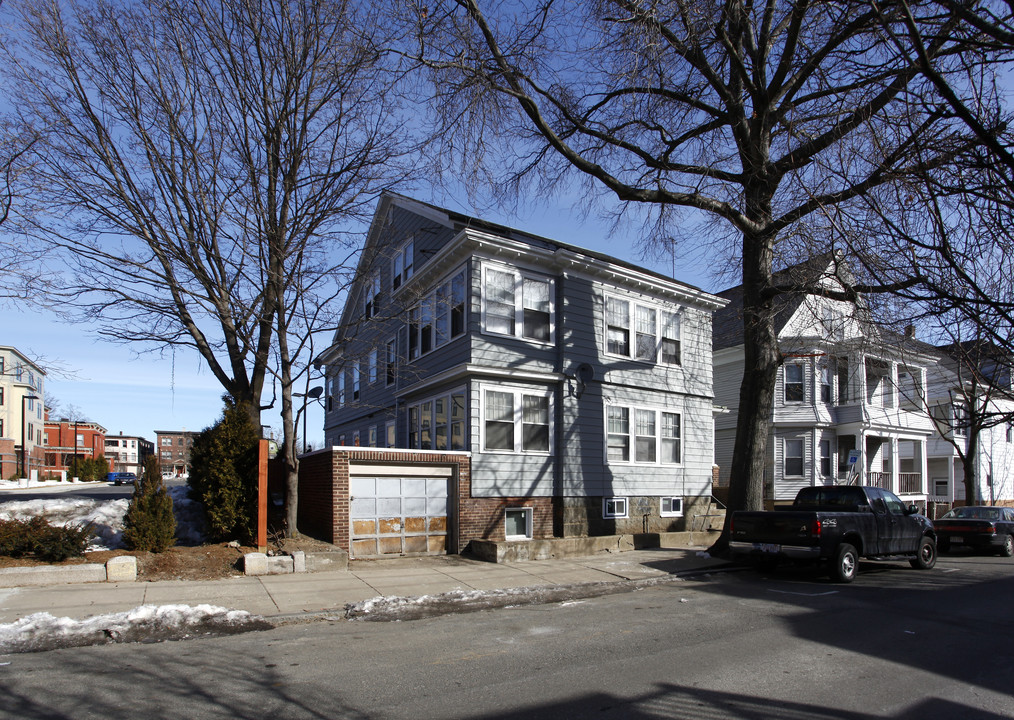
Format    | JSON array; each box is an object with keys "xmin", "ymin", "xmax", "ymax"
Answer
[{"xmin": 944, "ymin": 507, "xmax": 1000, "ymax": 520}]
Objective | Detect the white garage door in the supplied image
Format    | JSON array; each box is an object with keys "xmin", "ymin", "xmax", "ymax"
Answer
[{"xmin": 349, "ymin": 476, "xmax": 449, "ymax": 558}]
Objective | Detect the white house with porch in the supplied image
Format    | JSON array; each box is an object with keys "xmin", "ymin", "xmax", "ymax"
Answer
[{"xmin": 713, "ymin": 257, "xmax": 936, "ymax": 506}]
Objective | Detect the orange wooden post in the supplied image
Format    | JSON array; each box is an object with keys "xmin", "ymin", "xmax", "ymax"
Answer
[{"xmin": 257, "ymin": 438, "xmax": 268, "ymax": 552}]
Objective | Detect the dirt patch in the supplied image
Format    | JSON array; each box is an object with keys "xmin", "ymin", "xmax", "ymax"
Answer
[{"xmin": 0, "ymin": 535, "xmax": 341, "ymax": 582}]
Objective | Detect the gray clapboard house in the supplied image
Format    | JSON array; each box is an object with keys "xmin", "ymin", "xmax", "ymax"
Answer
[
  {"xmin": 316, "ymin": 193, "xmax": 726, "ymax": 549},
  {"xmin": 712, "ymin": 256, "xmax": 937, "ymax": 505}
]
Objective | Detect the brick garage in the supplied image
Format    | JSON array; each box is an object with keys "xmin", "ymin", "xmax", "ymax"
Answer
[{"xmin": 295, "ymin": 448, "xmax": 554, "ymax": 555}]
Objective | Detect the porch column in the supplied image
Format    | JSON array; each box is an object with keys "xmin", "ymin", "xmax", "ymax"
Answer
[
  {"xmin": 919, "ymin": 440, "xmax": 928, "ymax": 495},
  {"xmin": 890, "ymin": 437, "xmax": 900, "ymax": 495}
]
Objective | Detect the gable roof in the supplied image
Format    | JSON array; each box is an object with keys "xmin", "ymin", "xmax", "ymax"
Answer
[{"xmin": 712, "ymin": 253, "xmax": 841, "ymax": 350}]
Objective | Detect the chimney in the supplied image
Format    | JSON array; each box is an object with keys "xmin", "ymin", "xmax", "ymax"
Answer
[{"xmin": 905, "ymin": 325, "xmax": 916, "ymax": 339}]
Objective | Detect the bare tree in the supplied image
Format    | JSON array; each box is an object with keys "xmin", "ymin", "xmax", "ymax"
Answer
[
  {"xmin": 3, "ymin": 0, "xmax": 417, "ymax": 534},
  {"xmin": 407, "ymin": 0, "xmax": 987, "ymax": 550}
]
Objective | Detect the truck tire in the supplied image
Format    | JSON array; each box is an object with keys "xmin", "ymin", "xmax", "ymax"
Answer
[
  {"xmin": 831, "ymin": 543, "xmax": 858, "ymax": 583},
  {"xmin": 909, "ymin": 536, "xmax": 937, "ymax": 569}
]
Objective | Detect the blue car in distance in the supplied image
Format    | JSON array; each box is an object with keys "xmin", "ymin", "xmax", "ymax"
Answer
[{"xmin": 107, "ymin": 472, "xmax": 137, "ymax": 486}]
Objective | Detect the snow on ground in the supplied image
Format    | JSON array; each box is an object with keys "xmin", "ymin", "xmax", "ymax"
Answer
[
  {"xmin": 0, "ymin": 604, "xmax": 272, "ymax": 654},
  {"xmin": 0, "ymin": 485, "xmax": 207, "ymax": 550}
]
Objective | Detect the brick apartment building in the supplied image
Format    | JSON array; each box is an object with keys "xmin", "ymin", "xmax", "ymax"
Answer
[
  {"xmin": 155, "ymin": 429, "xmax": 198, "ymax": 477},
  {"xmin": 43, "ymin": 416, "xmax": 110, "ymax": 478}
]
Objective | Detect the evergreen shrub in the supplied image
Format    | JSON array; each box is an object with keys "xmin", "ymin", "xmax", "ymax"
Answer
[
  {"xmin": 187, "ymin": 395, "xmax": 259, "ymax": 543},
  {"xmin": 122, "ymin": 456, "xmax": 177, "ymax": 552}
]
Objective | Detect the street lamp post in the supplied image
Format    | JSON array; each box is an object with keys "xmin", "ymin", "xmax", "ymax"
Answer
[
  {"xmin": 294, "ymin": 386, "xmax": 324, "ymax": 453},
  {"xmin": 20, "ymin": 394, "xmax": 39, "ymax": 479}
]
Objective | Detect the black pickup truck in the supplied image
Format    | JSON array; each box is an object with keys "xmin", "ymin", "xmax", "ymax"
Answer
[{"xmin": 729, "ymin": 485, "xmax": 937, "ymax": 582}]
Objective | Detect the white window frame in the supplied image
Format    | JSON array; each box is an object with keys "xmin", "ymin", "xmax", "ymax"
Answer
[
  {"xmin": 480, "ymin": 384, "xmax": 553, "ymax": 455},
  {"xmin": 819, "ymin": 439, "xmax": 832, "ymax": 478},
  {"xmin": 504, "ymin": 507, "xmax": 533, "ymax": 540},
  {"xmin": 363, "ymin": 272, "xmax": 380, "ymax": 319},
  {"xmin": 385, "ymin": 421, "xmax": 396, "ymax": 448},
  {"xmin": 368, "ymin": 349, "xmax": 378, "ymax": 385},
  {"xmin": 784, "ymin": 363, "xmax": 805, "ymax": 403},
  {"xmin": 604, "ymin": 404, "xmax": 682, "ymax": 466},
  {"xmin": 660, "ymin": 497, "xmax": 684, "ymax": 518},
  {"xmin": 408, "ymin": 388, "xmax": 467, "ymax": 451},
  {"xmin": 784, "ymin": 438, "xmax": 805, "ymax": 478},
  {"xmin": 391, "ymin": 237, "xmax": 414, "ymax": 291},
  {"xmin": 604, "ymin": 293, "xmax": 683, "ymax": 366},
  {"xmin": 603, "ymin": 497, "xmax": 628, "ymax": 519},
  {"xmin": 480, "ymin": 262, "xmax": 555, "ymax": 345},
  {"xmin": 406, "ymin": 267, "xmax": 467, "ymax": 361}
]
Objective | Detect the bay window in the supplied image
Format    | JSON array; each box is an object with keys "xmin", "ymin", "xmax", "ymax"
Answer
[{"xmin": 605, "ymin": 294, "xmax": 682, "ymax": 365}]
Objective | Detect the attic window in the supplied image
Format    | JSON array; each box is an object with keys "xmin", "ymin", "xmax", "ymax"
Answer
[{"xmin": 392, "ymin": 237, "xmax": 414, "ymax": 290}]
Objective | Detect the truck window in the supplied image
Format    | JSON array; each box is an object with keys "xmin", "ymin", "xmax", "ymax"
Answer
[
  {"xmin": 882, "ymin": 491, "xmax": 906, "ymax": 514},
  {"xmin": 870, "ymin": 495, "xmax": 888, "ymax": 514}
]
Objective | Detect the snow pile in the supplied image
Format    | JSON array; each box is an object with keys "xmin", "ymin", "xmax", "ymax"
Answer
[
  {"xmin": 0, "ymin": 604, "xmax": 273, "ymax": 654},
  {"xmin": 0, "ymin": 497, "xmax": 128, "ymax": 551},
  {"xmin": 0, "ymin": 486, "xmax": 207, "ymax": 550}
]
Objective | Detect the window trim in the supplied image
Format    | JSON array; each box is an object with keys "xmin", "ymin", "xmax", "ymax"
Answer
[
  {"xmin": 391, "ymin": 237, "xmax": 415, "ymax": 291},
  {"xmin": 480, "ymin": 262, "xmax": 555, "ymax": 345},
  {"xmin": 660, "ymin": 497, "xmax": 684, "ymax": 518},
  {"xmin": 407, "ymin": 388, "xmax": 467, "ymax": 451},
  {"xmin": 504, "ymin": 507, "xmax": 533, "ymax": 541},
  {"xmin": 480, "ymin": 384, "xmax": 554, "ymax": 455},
  {"xmin": 603, "ymin": 497, "xmax": 628, "ymax": 519},
  {"xmin": 784, "ymin": 438, "xmax": 805, "ymax": 478},
  {"xmin": 604, "ymin": 404, "xmax": 682, "ymax": 466},
  {"xmin": 603, "ymin": 292, "xmax": 682, "ymax": 366},
  {"xmin": 406, "ymin": 267, "xmax": 467, "ymax": 361},
  {"xmin": 784, "ymin": 363, "xmax": 805, "ymax": 403}
]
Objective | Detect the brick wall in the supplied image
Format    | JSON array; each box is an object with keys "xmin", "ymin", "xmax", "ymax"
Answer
[{"xmin": 296, "ymin": 449, "xmax": 564, "ymax": 553}]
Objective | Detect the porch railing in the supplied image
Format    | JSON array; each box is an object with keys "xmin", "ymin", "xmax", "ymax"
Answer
[
  {"xmin": 866, "ymin": 472, "xmax": 891, "ymax": 489},
  {"xmin": 898, "ymin": 473, "xmax": 923, "ymax": 495}
]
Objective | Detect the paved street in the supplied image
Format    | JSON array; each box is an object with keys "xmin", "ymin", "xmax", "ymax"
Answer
[{"xmin": 1, "ymin": 552, "xmax": 1011, "ymax": 720}]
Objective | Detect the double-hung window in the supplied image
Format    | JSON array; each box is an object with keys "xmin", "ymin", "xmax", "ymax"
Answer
[
  {"xmin": 482, "ymin": 386, "xmax": 552, "ymax": 453},
  {"xmin": 606, "ymin": 405, "xmax": 682, "ymax": 465},
  {"xmin": 819, "ymin": 364, "xmax": 832, "ymax": 403},
  {"xmin": 605, "ymin": 295, "xmax": 681, "ymax": 365},
  {"xmin": 385, "ymin": 338, "xmax": 397, "ymax": 386},
  {"xmin": 368, "ymin": 350, "xmax": 378, "ymax": 385},
  {"xmin": 784, "ymin": 364, "xmax": 804, "ymax": 402},
  {"xmin": 351, "ymin": 366, "xmax": 360, "ymax": 402},
  {"xmin": 363, "ymin": 273, "xmax": 380, "ymax": 319},
  {"xmin": 660, "ymin": 312, "xmax": 681, "ymax": 365},
  {"xmin": 482, "ymin": 264, "xmax": 554, "ymax": 343},
  {"xmin": 785, "ymin": 438, "xmax": 805, "ymax": 477},
  {"xmin": 392, "ymin": 237, "xmax": 414, "ymax": 290},
  {"xmin": 606, "ymin": 298, "xmax": 630, "ymax": 355}
]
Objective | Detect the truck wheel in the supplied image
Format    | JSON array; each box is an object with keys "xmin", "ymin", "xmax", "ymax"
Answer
[
  {"xmin": 1000, "ymin": 534, "xmax": 1014, "ymax": 558},
  {"xmin": 831, "ymin": 543, "xmax": 858, "ymax": 583},
  {"xmin": 909, "ymin": 536, "xmax": 937, "ymax": 569}
]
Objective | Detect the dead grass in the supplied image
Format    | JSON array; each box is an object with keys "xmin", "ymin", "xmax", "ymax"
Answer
[{"xmin": 0, "ymin": 535, "xmax": 339, "ymax": 582}]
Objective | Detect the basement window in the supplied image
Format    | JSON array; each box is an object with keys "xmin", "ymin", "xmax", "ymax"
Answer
[
  {"xmin": 603, "ymin": 497, "xmax": 628, "ymax": 519},
  {"xmin": 504, "ymin": 507, "xmax": 532, "ymax": 540},
  {"xmin": 660, "ymin": 497, "xmax": 683, "ymax": 518}
]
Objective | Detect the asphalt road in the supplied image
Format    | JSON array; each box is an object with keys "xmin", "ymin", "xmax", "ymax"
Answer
[
  {"xmin": 1, "ymin": 552, "xmax": 1012, "ymax": 719},
  {"xmin": 0, "ymin": 478, "xmax": 187, "ymax": 502}
]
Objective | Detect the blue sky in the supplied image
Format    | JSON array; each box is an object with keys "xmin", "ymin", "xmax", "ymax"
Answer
[{"xmin": 6, "ymin": 194, "xmax": 718, "ymax": 447}]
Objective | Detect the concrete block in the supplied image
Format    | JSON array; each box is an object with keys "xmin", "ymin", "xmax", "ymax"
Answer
[
  {"xmin": 265, "ymin": 555, "xmax": 294, "ymax": 574},
  {"xmin": 291, "ymin": 551, "xmax": 306, "ymax": 573},
  {"xmin": 105, "ymin": 556, "xmax": 137, "ymax": 583},
  {"xmin": 304, "ymin": 550, "xmax": 349, "ymax": 572},
  {"xmin": 244, "ymin": 552, "xmax": 268, "ymax": 576},
  {"xmin": 0, "ymin": 564, "xmax": 107, "ymax": 587}
]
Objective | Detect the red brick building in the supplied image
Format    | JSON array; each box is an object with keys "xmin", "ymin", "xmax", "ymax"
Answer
[
  {"xmin": 155, "ymin": 430, "xmax": 198, "ymax": 477},
  {"xmin": 43, "ymin": 416, "xmax": 110, "ymax": 478}
]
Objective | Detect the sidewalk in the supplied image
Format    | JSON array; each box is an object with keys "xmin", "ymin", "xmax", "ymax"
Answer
[{"xmin": 0, "ymin": 547, "xmax": 732, "ymax": 624}]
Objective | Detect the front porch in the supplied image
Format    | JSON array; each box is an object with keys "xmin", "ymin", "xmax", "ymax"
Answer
[{"xmin": 838, "ymin": 433, "xmax": 930, "ymax": 500}]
